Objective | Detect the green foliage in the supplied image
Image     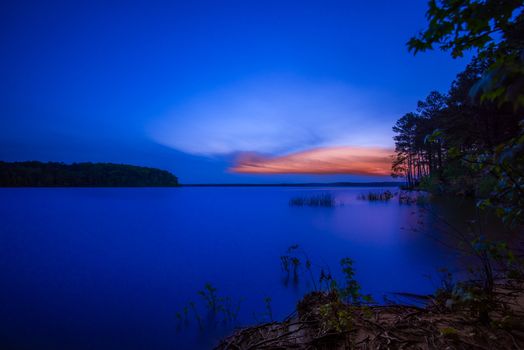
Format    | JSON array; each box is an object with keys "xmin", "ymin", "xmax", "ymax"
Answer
[
  {"xmin": 473, "ymin": 236, "xmax": 523, "ymax": 278},
  {"xmin": 408, "ymin": 0, "xmax": 524, "ymax": 108},
  {"xmin": 397, "ymin": 2, "xmax": 524, "ymax": 227},
  {"xmin": 280, "ymin": 247, "xmax": 372, "ymax": 305},
  {"xmin": 440, "ymin": 280, "xmax": 495, "ymax": 323},
  {"xmin": 338, "ymin": 258, "xmax": 373, "ymax": 304},
  {"xmin": 408, "ymin": 0, "xmax": 522, "ymax": 58},
  {"xmin": 318, "ymin": 301, "xmax": 353, "ymax": 333},
  {"xmin": 0, "ymin": 161, "xmax": 179, "ymax": 187},
  {"xmin": 315, "ymin": 258, "xmax": 372, "ymax": 333},
  {"xmin": 418, "ymin": 174, "xmax": 443, "ymax": 194},
  {"xmin": 394, "ymin": 35, "xmax": 523, "ymax": 225},
  {"xmin": 475, "ymin": 124, "xmax": 524, "ymax": 225},
  {"xmin": 433, "ymin": 235, "xmax": 523, "ymax": 323},
  {"xmin": 392, "ymin": 60, "xmax": 521, "ymax": 193},
  {"xmin": 279, "ymin": 248, "xmax": 376, "ymax": 335},
  {"xmin": 391, "ymin": 92, "xmax": 448, "ymax": 187}
]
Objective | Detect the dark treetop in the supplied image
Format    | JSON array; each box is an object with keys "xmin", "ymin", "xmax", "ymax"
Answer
[{"xmin": 0, "ymin": 161, "xmax": 178, "ymax": 187}]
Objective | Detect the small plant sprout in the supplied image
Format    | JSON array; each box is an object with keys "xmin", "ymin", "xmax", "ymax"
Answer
[
  {"xmin": 176, "ymin": 283, "xmax": 242, "ymax": 332},
  {"xmin": 339, "ymin": 258, "xmax": 373, "ymax": 304},
  {"xmin": 280, "ymin": 244, "xmax": 319, "ymax": 290}
]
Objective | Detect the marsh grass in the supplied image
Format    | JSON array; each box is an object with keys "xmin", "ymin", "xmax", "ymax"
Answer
[
  {"xmin": 289, "ymin": 193, "xmax": 336, "ymax": 207},
  {"xmin": 357, "ymin": 190, "xmax": 395, "ymax": 201}
]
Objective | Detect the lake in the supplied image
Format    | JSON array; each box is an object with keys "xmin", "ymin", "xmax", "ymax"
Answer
[{"xmin": 0, "ymin": 187, "xmax": 501, "ymax": 349}]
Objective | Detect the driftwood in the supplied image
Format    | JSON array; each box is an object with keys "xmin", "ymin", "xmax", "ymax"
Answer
[{"xmin": 216, "ymin": 281, "xmax": 524, "ymax": 350}]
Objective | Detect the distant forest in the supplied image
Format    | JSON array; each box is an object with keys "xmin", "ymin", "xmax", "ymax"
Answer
[{"xmin": 0, "ymin": 161, "xmax": 179, "ymax": 187}]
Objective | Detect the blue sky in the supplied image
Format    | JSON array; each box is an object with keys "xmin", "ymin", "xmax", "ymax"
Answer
[{"xmin": 0, "ymin": 0, "xmax": 470, "ymax": 183}]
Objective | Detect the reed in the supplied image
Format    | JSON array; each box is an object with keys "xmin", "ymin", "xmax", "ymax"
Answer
[
  {"xmin": 357, "ymin": 190, "xmax": 394, "ymax": 201},
  {"xmin": 289, "ymin": 193, "xmax": 336, "ymax": 207}
]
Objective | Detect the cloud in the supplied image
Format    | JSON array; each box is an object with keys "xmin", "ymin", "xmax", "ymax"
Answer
[
  {"xmin": 230, "ymin": 146, "xmax": 393, "ymax": 176},
  {"xmin": 148, "ymin": 77, "xmax": 399, "ymax": 157}
]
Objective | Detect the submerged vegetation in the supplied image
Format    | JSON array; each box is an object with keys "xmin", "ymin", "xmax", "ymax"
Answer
[{"xmin": 0, "ymin": 161, "xmax": 179, "ymax": 187}]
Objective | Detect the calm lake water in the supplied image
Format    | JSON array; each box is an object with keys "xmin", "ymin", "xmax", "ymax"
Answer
[{"xmin": 0, "ymin": 187, "xmax": 504, "ymax": 349}]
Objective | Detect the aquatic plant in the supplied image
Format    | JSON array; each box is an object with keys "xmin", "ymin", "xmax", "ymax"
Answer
[
  {"xmin": 289, "ymin": 193, "xmax": 336, "ymax": 207},
  {"xmin": 219, "ymin": 255, "xmax": 524, "ymax": 349},
  {"xmin": 280, "ymin": 244, "xmax": 317, "ymax": 290},
  {"xmin": 312, "ymin": 257, "xmax": 373, "ymax": 333},
  {"xmin": 198, "ymin": 283, "xmax": 220, "ymax": 314},
  {"xmin": 280, "ymin": 245, "xmax": 374, "ymax": 317},
  {"xmin": 338, "ymin": 258, "xmax": 372, "ymax": 304},
  {"xmin": 175, "ymin": 283, "xmax": 242, "ymax": 331},
  {"xmin": 357, "ymin": 190, "xmax": 394, "ymax": 201},
  {"xmin": 319, "ymin": 268, "xmax": 334, "ymax": 292}
]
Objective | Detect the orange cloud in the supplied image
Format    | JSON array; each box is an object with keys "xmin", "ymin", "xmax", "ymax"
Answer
[{"xmin": 230, "ymin": 146, "xmax": 393, "ymax": 176}]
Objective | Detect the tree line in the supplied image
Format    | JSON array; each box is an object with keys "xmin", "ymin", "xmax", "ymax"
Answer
[
  {"xmin": 0, "ymin": 161, "xmax": 179, "ymax": 187},
  {"xmin": 392, "ymin": 0, "xmax": 523, "ymax": 225},
  {"xmin": 392, "ymin": 56, "xmax": 521, "ymax": 191}
]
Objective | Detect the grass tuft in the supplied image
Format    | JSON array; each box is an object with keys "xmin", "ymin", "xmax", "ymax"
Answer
[
  {"xmin": 289, "ymin": 193, "xmax": 336, "ymax": 207},
  {"xmin": 357, "ymin": 190, "xmax": 394, "ymax": 201}
]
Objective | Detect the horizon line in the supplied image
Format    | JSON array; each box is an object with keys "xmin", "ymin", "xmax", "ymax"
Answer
[{"xmin": 180, "ymin": 181, "xmax": 404, "ymax": 187}]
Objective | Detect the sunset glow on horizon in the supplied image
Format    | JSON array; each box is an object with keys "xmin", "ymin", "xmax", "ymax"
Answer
[
  {"xmin": 1, "ymin": 0, "xmax": 471, "ymax": 183},
  {"xmin": 230, "ymin": 146, "xmax": 393, "ymax": 176}
]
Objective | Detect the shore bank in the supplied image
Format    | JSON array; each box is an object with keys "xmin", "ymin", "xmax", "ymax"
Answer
[{"xmin": 217, "ymin": 279, "xmax": 524, "ymax": 349}]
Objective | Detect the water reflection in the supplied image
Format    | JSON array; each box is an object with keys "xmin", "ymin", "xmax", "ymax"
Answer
[{"xmin": 0, "ymin": 187, "xmax": 512, "ymax": 349}]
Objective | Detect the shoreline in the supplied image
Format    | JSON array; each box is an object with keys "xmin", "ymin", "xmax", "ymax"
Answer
[{"xmin": 217, "ymin": 279, "xmax": 524, "ymax": 349}]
